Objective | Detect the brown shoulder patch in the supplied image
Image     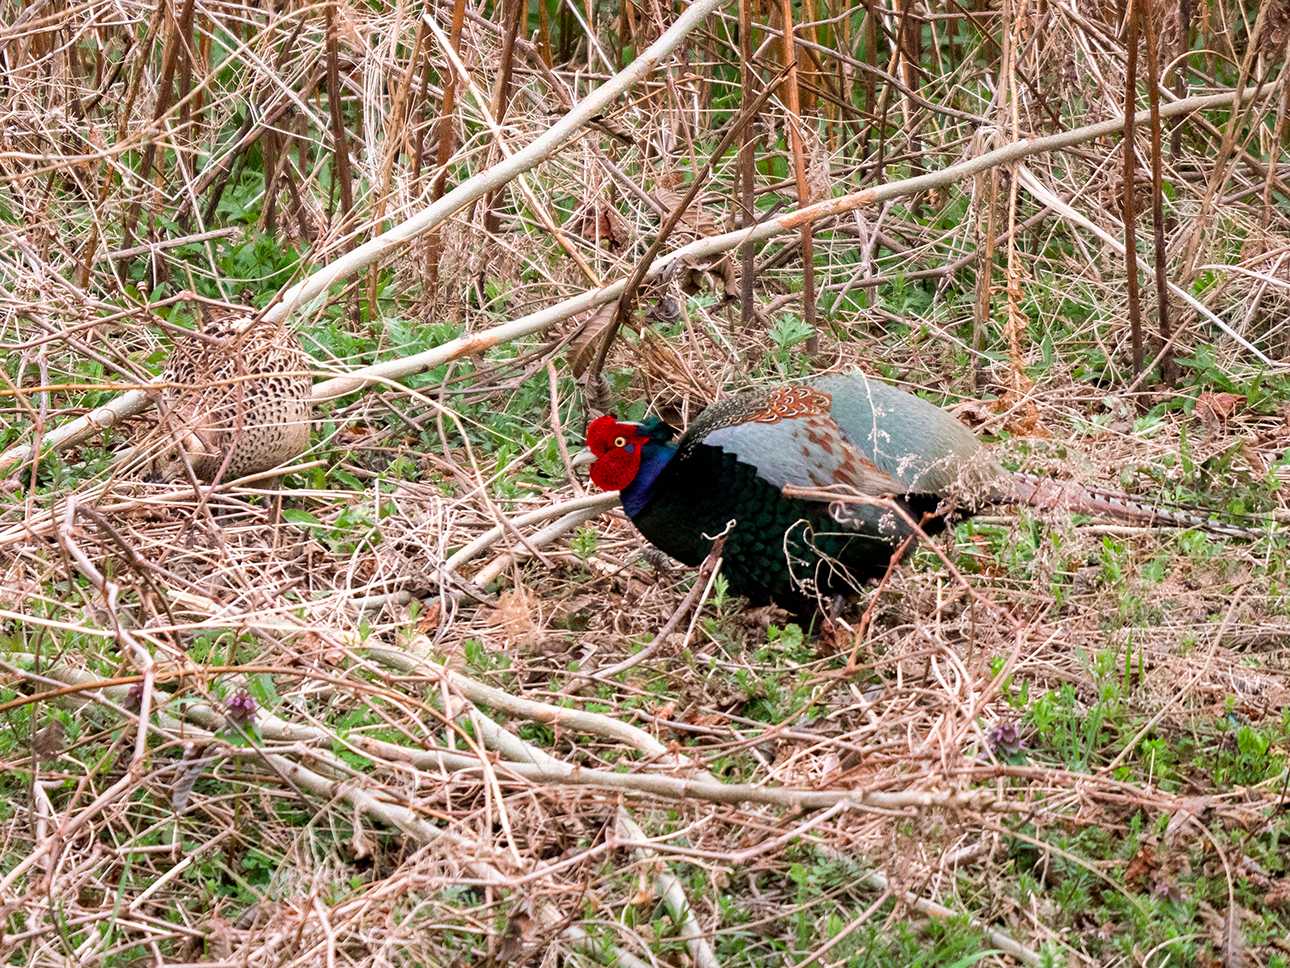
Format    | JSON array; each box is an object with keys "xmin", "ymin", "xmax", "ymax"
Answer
[{"xmin": 748, "ymin": 385, "xmax": 831, "ymax": 424}]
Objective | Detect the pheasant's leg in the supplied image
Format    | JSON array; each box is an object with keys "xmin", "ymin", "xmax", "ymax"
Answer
[
  {"xmin": 804, "ymin": 591, "xmax": 860, "ymax": 658},
  {"xmin": 842, "ymin": 596, "xmax": 875, "ymax": 675},
  {"xmin": 265, "ymin": 473, "xmax": 286, "ymax": 548}
]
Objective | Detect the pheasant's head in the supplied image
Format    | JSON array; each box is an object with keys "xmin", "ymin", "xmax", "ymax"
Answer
[{"xmin": 578, "ymin": 415, "xmax": 651, "ymax": 492}]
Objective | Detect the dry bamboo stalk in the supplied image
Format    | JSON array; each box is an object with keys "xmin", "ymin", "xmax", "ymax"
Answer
[
  {"xmin": 301, "ymin": 83, "xmax": 1283, "ymax": 400},
  {"xmin": 118, "ymin": 0, "xmax": 196, "ymax": 255},
  {"xmin": 1122, "ymin": 0, "xmax": 1144, "ymax": 374},
  {"xmin": 263, "ymin": 0, "xmax": 727, "ymax": 324},
  {"xmin": 324, "ymin": 0, "xmax": 355, "ymax": 243},
  {"xmin": 479, "ymin": 0, "xmax": 525, "ymax": 239},
  {"xmin": 0, "ymin": 0, "xmax": 727, "ymax": 471},
  {"xmin": 424, "ymin": 0, "xmax": 465, "ymax": 294},
  {"xmin": 738, "ymin": 0, "xmax": 756, "ymax": 328},
  {"xmin": 422, "ymin": 13, "xmax": 600, "ymax": 285},
  {"xmin": 368, "ymin": 13, "xmax": 428, "ymax": 317},
  {"xmin": 1141, "ymin": 0, "xmax": 1175, "ymax": 383},
  {"xmin": 779, "ymin": 0, "xmax": 819, "ymax": 355}
]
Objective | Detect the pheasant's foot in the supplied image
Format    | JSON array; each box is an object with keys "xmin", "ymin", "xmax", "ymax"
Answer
[
  {"xmin": 639, "ymin": 546, "xmax": 678, "ymax": 573},
  {"xmin": 265, "ymin": 475, "xmax": 286, "ymax": 550},
  {"xmin": 840, "ymin": 596, "xmax": 877, "ymax": 676}
]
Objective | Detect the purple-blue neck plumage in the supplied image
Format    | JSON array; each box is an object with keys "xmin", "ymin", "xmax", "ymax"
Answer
[{"xmin": 620, "ymin": 418, "xmax": 677, "ymax": 517}]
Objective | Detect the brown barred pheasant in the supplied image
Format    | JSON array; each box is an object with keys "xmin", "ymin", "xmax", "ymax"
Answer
[{"xmin": 150, "ymin": 305, "xmax": 311, "ymax": 485}]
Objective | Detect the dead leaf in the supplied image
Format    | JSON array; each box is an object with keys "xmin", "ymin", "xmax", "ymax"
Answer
[
  {"xmin": 350, "ymin": 809, "xmax": 373, "ymax": 861},
  {"xmin": 489, "ymin": 587, "xmax": 541, "ymax": 648},
  {"xmin": 1165, "ymin": 796, "xmax": 1211, "ymax": 845},
  {"xmin": 638, "ymin": 327, "xmax": 717, "ymax": 410},
  {"xmin": 492, "ymin": 906, "xmax": 534, "ymax": 965},
  {"xmin": 993, "ymin": 385, "xmax": 1047, "ymax": 438},
  {"xmin": 815, "ymin": 619, "xmax": 842, "ymax": 656},
  {"xmin": 1196, "ymin": 391, "xmax": 1244, "ymax": 430},
  {"xmin": 675, "ymin": 250, "xmax": 739, "ymax": 300},
  {"xmin": 650, "ymin": 184, "xmax": 739, "ymax": 302},
  {"xmin": 645, "ymin": 289, "xmax": 683, "ymax": 323},
  {"xmin": 569, "ymin": 202, "xmax": 630, "ymax": 249},
  {"xmin": 31, "ymin": 720, "xmax": 64, "ymax": 761},
  {"xmin": 1265, "ymin": 881, "xmax": 1290, "ymax": 909},
  {"xmin": 1122, "ymin": 833, "xmax": 1197, "ymax": 901},
  {"xmin": 203, "ymin": 913, "xmax": 234, "ymax": 959},
  {"xmin": 652, "ymin": 701, "xmax": 677, "ymax": 721},
  {"xmin": 1239, "ymin": 442, "xmax": 1267, "ymax": 476},
  {"xmin": 416, "ymin": 601, "xmax": 442, "ymax": 635},
  {"xmin": 1123, "ymin": 841, "xmax": 1156, "ymax": 889},
  {"xmin": 949, "ymin": 399, "xmax": 998, "ymax": 430},
  {"xmin": 654, "ymin": 186, "xmax": 728, "ymax": 237},
  {"xmin": 686, "ymin": 711, "xmax": 727, "ymax": 728},
  {"xmin": 569, "ymin": 304, "xmax": 620, "ymax": 377},
  {"xmin": 656, "ymin": 170, "xmax": 683, "ymax": 191},
  {"xmin": 339, "ymin": 424, "xmax": 368, "ymax": 442}
]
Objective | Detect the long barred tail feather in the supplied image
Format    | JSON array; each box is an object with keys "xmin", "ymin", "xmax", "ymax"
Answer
[{"xmin": 998, "ymin": 471, "xmax": 1267, "ymax": 539}]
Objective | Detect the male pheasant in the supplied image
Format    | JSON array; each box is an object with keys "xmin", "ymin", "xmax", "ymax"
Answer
[{"xmin": 576, "ymin": 371, "xmax": 1255, "ymax": 616}]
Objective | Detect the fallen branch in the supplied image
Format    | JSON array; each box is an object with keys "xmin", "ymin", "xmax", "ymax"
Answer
[
  {"xmin": 616, "ymin": 808, "xmax": 721, "ymax": 968},
  {"xmin": 262, "ymin": 0, "xmax": 726, "ymax": 326},
  {"xmin": 54, "ymin": 499, "xmax": 156, "ymax": 768},
  {"xmin": 354, "ymin": 736, "xmax": 1000, "ymax": 812},
  {"xmin": 861, "ymin": 867, "xmax": 1042, "ymax": 966},
  {"xmin": 3, "ymin": 659, "xmax": 654, "ymax": 968},
  {"xmin": 0, "ymin": 653, "xmax": 1003, "ymax": 813},
  {"xmin": 95, "ymin": 227, "xmax": 239, "ymax": 264},
  {"xmin": 368, "ymin": 642, "xmax": 696, "ymax": 770},
  {"xmin": 300, "ymin": 82, "xmax": 1286, "ymax": 400}
]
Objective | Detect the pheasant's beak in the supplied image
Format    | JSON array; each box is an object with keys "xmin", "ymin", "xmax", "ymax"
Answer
[{"xmin": 570, "ymin": 449, "xmax": 597, "ymax": 472}]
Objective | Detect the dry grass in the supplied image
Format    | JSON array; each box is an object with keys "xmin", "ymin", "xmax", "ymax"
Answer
[{"xmin": 1, "ymin": 1, "xmax": 1289, "ymax": 965}]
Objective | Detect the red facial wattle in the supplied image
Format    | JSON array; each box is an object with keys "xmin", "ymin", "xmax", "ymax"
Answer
[
  {"xmin": 584, "ymin": 415, "xmax": 648, "ymax": 491},
  {"xmin": 585, "ymin": 414, "xmax": 623, "ymax": 456}
]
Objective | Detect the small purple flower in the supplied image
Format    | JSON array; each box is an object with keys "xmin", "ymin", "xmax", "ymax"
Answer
[
  {"xmin": 988, "ymin": 720, "xmax": 1025, "ymax": 756},
  {"xmin": 225, "ymin": 689, "xmax": 257, "ymax": 725}
]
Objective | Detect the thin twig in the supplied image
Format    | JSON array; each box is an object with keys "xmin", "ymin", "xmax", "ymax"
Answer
[{"xmin": 563, "ymin": 533, "xmax": 725, "ymax": 695}]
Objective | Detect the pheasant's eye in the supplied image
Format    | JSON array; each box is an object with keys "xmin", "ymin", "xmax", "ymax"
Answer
[{"xmin": 613, "ymin": 435, "xmax": 627, "ymax": 448}]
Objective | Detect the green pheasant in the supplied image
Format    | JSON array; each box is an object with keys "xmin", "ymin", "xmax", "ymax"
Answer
[{"xmin": 577, "ymin": 371, "xmax": 1256, "ymax": 615}]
